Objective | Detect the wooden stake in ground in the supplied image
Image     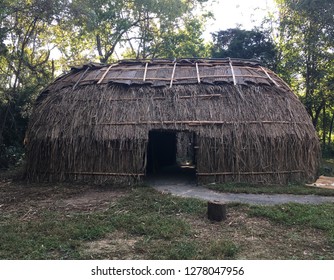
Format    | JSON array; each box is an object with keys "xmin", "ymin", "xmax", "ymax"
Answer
[{"xmin": 207, "ymin": 201, "xmax": 227, "ymax": 222}]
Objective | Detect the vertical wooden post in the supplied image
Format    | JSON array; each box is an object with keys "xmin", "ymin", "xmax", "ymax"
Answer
[{"xmin": 207, "ymin": 201, "xmax": 227, "ymax": 222}]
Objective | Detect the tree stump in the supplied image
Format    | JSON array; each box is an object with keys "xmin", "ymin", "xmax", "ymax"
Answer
[{"xmin": 207, "ymin": 201, "xmax": 227, "ymax": 222}]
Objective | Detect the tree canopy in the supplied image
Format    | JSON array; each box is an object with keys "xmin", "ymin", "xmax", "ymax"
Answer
[
  {"xmin": 211, "ymin": 28, "xmax": 277, "ymax": 69},
  {"xmin": 274, "ymin": 0, "xmax": 334, "ymax": 145}
]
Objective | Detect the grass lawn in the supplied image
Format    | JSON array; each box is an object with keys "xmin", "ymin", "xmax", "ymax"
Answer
[
  {"xmin": 205, "ymin": 158, "xmax": 334, "ymax": 196},
  {"xmin": 206, "ymin": 182, "xmax": 334, "ymax": 196},
  {"xmin": 1, "ymin": 176, "xmax": 334, "ymax": 259}
]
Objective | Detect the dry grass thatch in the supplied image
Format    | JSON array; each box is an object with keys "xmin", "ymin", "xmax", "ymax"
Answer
[{"xmin": 25, "ymin": 58, "xmax": 320, "ymax": 184}]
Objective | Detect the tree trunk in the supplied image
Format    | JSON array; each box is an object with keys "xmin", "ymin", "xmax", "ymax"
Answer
[
  {"xmin": 207, "ymin": 201, "xmax": 227, "ymax": 222},
  {"xmin": 323, "ymin": 104, "xmax": 326, "ymax": 146},
  {"xmin": 328, "ymin": 112, "xmax": 334, "ymax": 145}
]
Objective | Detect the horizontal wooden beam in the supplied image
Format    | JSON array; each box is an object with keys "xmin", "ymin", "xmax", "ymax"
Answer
[
  {"xmin": 64, "ymin": 94, "xmax": 223, "ymax": 102},
  {"xmin": 197, "ymin": 170, "xmax": 304, "ymax": 176},
  {"xmin": 65, "ymin": 172, "xmax": 145, "ymax": 176},
  {"xmin": 95, "ymin": 74, "xmax": 266, "ymax": 82},
  {"xmin": 96, "ymin": 120, "xmax": 310, "ymax": 126}
]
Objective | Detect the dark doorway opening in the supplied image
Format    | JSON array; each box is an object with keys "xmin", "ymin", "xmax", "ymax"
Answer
[
  {"xmin": 146, "ymin": 130, "xmax": 196, "ymax": 183},
  {"xmin": 146, "ymin": 130, "xmax": 177, "ymax": 174}
]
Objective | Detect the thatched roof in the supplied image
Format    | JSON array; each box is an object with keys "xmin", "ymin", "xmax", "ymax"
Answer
[
  {"xmin": 26, "ymin": 58, "xmax": 320, "ymax": 184},
  {"xmin": 41, "ymin": 58, "xmax": 289, "ymax": 94}
]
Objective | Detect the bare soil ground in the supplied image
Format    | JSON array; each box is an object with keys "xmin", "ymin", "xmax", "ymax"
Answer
[{"xmin": 0, "ymin": 179, "xmax": 126, "ymax": 215}]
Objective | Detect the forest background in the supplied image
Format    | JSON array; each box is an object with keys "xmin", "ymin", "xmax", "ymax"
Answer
[{"xmin": 0, "ymin": 0, "xmax": 333, "ymax": 169}]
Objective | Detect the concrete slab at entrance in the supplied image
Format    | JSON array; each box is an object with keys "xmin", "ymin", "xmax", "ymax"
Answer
[{"xmin": 150, "ymin": 181, "xmax": 334, "ymax": 205}]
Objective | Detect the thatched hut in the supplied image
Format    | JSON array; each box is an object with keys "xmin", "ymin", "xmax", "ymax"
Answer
[{"xmin": 25, "ymin": 58, "xmax": 320, "ymax": 184}]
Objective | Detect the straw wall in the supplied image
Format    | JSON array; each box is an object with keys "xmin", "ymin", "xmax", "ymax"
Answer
[{"xmin": 25, "ymin": 82, "xmax": 320, "ymax": 184}]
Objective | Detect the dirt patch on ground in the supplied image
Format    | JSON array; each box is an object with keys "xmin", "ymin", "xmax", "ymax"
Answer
[
  {"xmin": 83, "ymin": 231, "xmax": 146, "ymax": 260},
  {"xmin": 307, "ymin": 176, "xmax": 334, "ymax": 190},
  {"xmin": 55, "ymin": 190, "xmax": 126, "ymax": 212},
  {"xmin": 0, "ymin": 178, "xmax": 126, "ymax": 216}
]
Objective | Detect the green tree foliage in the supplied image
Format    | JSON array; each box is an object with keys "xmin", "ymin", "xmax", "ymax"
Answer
[
  {"xmin": 129, "ymin": 15, "xmax": 211, "ymax": 59},
  {"xmin": 274, "ymin": 0, "xmax": 334, "ymax": 147},
  {"xmin": 65, "ymin": 0, "xmax": 209, "ymax": 62},
  {"xmin": 0, "ymin": 0, "xmax": 67, "ymax": 167},
  {"xmin": 0, "ymin": 1, "xmax": 9, "ymax": 56},
  {"xmin": 210, "ymin": 28, "xmax": 278, "ymax": 69}
]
